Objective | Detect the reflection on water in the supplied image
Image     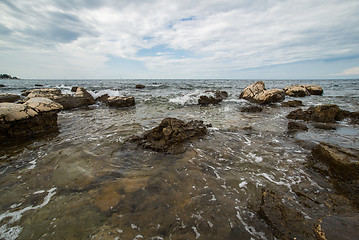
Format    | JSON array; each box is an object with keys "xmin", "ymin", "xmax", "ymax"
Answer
[{"xmin": 0, "ymin": 79, "xmax": 358, "ymax": 239}]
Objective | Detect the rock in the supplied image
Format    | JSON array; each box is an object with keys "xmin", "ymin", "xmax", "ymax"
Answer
[
  {"xmin": 34, "ymin": 84, "xmax": 43, "ymax": 87},
  {"xmin": 315, "ymin": 213, "xmax": 359, "ymax": 240},
  {"xmin": 135, "ymin": 84, "xmax": 145, "ymax": 89},
  {"xmin": 21, "ymin": 87, "xmax": 95, "ymax": 110},
  {"xmin": 198, "ymin": 90, "xmax": 228, "ymax": 105},
  {"xmin": 0, "ymin": 98, "xmax": 62, "ymax": 139},
  {"xmin": 240, "ymin": 105, "xmax": 263, "ymax": 113},
  {"xmin": 284, "ymin": 85, "xmax": 323, "ymax": 96},
  {"xmin": 95, "ymin": 94, "xmax": 109, "ymax": 103},
  {"xmin": 287, "ymin": 121, "xmax": 308, "ymax": 133},
  {"xmin": 310, "ymin": 143, "xmax": 359, "ymax": 181},
  {"xmin": 287, "ymin": 104, "xmax": 344, "ymax": 123},
  {"xmin": 131, "ymin": 118, "xmax": 207, "ymax": 153},
  {"xmin": 239, "ymin": 81, "xmax": 285, "ymax": 104},
  {"xmin": 71, "ymin": 86, "xmax": 79, "ymax": 92},
  {"xmin": 0, "ymin": 94, "xmax": 21, "ymax": 103},
  {"xmin": 0, "ymin": 84, "xmax": 5, "ymax": 87},
  {"xmin": 281, "ymin": 100, "xmax": 304, "ymax": 107},
  {"xmin": 106, "ymin": 96, "xmax": 135, "ymax": 108},
  {"xmin": 258, "ymin": 189, "xmax": 316, "ymax": 239}
]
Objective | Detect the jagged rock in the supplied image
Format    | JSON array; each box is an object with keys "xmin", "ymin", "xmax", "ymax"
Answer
[
  {"xmin": 21, "ymin": 87, "xmax": 95, "ymax": 110},
  {"xmin": 0, "ymin": 94, "xmax": 21, "ymax": 103},
  {"xmin": 287, "ymin": 104, "xmax": 344, "ymax": 123},
  {"xmin": 131, "ymin": 118, "xmax": 207, "ymax": 154},
  {"xmin": 284, "ymin": 85, "xmax": 323, "ymax": 97},
  {"xmin": 239, "ymin": 81, "xmax": 285, "ymax": 104},
  {"xmin": 135, "ymin": 84, "xmax": 145, "ymax": 89},
  {"xmin": 240, "ymin": 105, "xmax": 263, "ymax": 113},
  {"xmin": 287, "ymin": 121, "xmax": 308, "ymax": 133},
  {"xmin": 281, "ymin": 100, "xmax": 304, "ymax": 107},
  {"xmin": 258, "ymin": 189, "xmax": 316, "ymax": 239},
  {"xmin": 106, "ymin": 96, "xmax": 135, "ymax": 108},
  {"xmin": 0, "ymin": 98, "xmax": 63, "ymax": 139},
  {"xmin": 315, "ymin": 213, "xmax": 359, "ymax": 240},
  {"xmin": 198, "ymin": 90, "xmax": 228, "ymax": 105},
  {"xmin": 95, "ymin": 94, "xmax": 110, "ymax": 103}
]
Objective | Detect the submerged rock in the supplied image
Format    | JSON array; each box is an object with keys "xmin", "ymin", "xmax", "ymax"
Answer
[
  {"xmin": 281, "ymin": 100, "xmax": 304, "ymax": 107},
  {"xmin": 131, "ymin": 118, "xmax": 207, "ymax": 154},
  {"xmin": 284, "ymin": 85, "xmax": 323, "ymax": 97},
  {"xmin": 287, "ymin": 121, "xmax": 308, "ymax": 133},
  {"xmin": 0, "ymin": 98, "xmax": 63, "ymax": 139},
  {"xmin": 0, "ymin": 94, "xmax": 21, "ymax": 103},
  {"xmin": 240, "ymin": 105, "xmax": 263, "ymax": 113},
  {"xmin": 198, "ymin": 90, "xmax": 228, "ymax": 105},
  {"xmin": 135, "ymin": 84, "xmax": 145, "ymax": 89},
  {"xmin": 0, "ymin": 84, "xmax": 5, "ymax": 87},
  {"xmin": 239, "ymin": 81, "xmax": 285, "ymax": 104}
]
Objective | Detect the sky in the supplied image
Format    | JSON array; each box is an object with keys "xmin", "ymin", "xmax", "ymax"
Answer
[{"xmin": 1, "ymin": 0, "xmax": 359, "ymax": 79}]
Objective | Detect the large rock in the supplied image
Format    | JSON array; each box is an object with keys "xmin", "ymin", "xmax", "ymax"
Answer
[
  {"xmin": 198, "ymin": 90, "xmax": 228, "ymax": 105},
  {"xmin": 131, "ymin": 118, "xmax": 207, "ymax": 153},
  {"xmin": 106, "ymin": 96, "xmax": 135, "ymax": 108},
  {"xmin": 284, "ymin": 85, "xmax": 323, "ymax": 97},
  {"xmin": 21, "ymin": 87, "xmax": 95, "ymax": 110},
  {"xmin": 287, "ymin": 104, "xmax": 344, "ymax": 123},
  {"xmin": 239, "ymin": 81, "xmax": 285, "ymax": 104},
  {"xmin": 258, "ymin": 189, "xmax": 316, "ymax": 239},
  {"xmin": 315, "ymin": 213, "xmax": 359, "ymax": 240},
  {"xmin": 0, "ymin": 98, "xmax": 63, "ymax": 139},
  {"xmin": 0, "ymin": 94, "xmax": 21, "ymax": 103}
]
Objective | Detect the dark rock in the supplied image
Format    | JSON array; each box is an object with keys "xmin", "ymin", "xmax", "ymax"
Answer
[
  {"xmin": 0, "ymin": 94, "xmax": 21, "ymax": 103},
  {"xmin": 287, "ymin": 104, "xmax": 343, "ymax": 123},
  {"xmin": 35, "ymin": 84, "xmax": 43, "ymax": 87},
  {"xmin": 287, "ymin": 121, "xmax": 308, "ymax": 133},
  {"xmin": 258, "ymin": 189, "xmax": 316, "ymax": 239},
  {"xmin": 315, "ymin": 213, "xmax": 359, "ymax": 240},
  {"xmin": 239, "ymin": 81, "xmax": 285, "ymax": 104},
  {"xmin": 240, "ymin": 105, "xmax": 263, "ymax": 113},
  {"xmin": 71, "ymin": 87, "xmax": 79, "ymax": 92},
  {"xmin": 310, "ymin": 142, "xmax": 359, "ymax": 181},
  {"xmin": 95, "ymin": 94, "xmax": 109, "ymax": 103},
  {"xmin": 131, "ymin": 118, "xmax": 207, "ymax": 154},
  {"xmin": 106, "ymin": 96, "xmax": 135, "ymax": 108},
  {"xmin": 281, "ymin": 100, "xmax": 304, "ymax": 107},
  {"xmin": 0, "ymin": 84, "xmax": 5, "ymax": 87},
  {"xmin": 198, "ymin": 90, "xmax": 228, "ymax": 105},
  {"xmin": 135, "ymin": 84, "xmax": 145, "ymax": 89},
  {"xmin": 0, "ymin": 98, "xmax": 63, "ymax": 140}
]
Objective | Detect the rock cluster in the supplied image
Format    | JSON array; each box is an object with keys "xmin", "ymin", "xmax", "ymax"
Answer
[
  {"xmin": 131, "ymin": 117, "xmax": 207, "ymax": 154},
  {"xmin": 239, "ymin": 81, "xmax": 285, "ymax": 104},
  {"xmin": 0, "ymin": 97, "xmax": 63, "ymax": 139},
  {"xmin": 284, "ymin": 85, "xmax": 323, "ymax": 97},
  {"xmin": 198, "ymin": 90, "xmax": 228, "ymax": 105}
]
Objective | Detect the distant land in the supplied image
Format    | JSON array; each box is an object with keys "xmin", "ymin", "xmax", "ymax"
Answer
[{"xmin": 0, "ymin": 74, "xmax": 20, "ymax": 79}]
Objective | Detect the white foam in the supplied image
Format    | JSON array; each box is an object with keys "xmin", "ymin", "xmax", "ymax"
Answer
[
  {"xmin": 235, "ymin": 207, "xmax": 267, "ymax": 240},
  {"xmin": 168, "ymin": 90, "xmax": 205, "ymax": 106},
  {"xmin": 192, "ymin": 226, "xmax": 201, "ymax": 239},
  {"xmin": 27, "ymin": 159, "xmax": 37, "ymax": 170},
  {"xmin": 238, "ymin": 181, "xmax": 248, "ymax": 188}
]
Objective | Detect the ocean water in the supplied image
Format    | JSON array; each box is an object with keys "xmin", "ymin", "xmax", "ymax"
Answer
[{"xmin": 0, "ymin": 79, "xmax": 358, "ymax": 239}]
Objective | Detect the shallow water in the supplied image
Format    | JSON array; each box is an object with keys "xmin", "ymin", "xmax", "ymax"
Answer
[{"xmin": 0, "ymin": 79, "xmax": 358, "ymax": 239}]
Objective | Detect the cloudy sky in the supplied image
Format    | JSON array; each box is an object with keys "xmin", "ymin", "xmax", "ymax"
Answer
[{"xmin": 1, "ymin": 0, "xmax": 359, "ymax": 79}]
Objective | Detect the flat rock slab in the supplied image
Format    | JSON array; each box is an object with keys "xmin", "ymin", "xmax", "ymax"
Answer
[{"xmin": 315, "ymin": 214, "xmax": 359, "ymax": 240}]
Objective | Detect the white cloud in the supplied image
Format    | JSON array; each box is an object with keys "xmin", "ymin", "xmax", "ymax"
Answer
[
  {"xmin": 1, "ymin": 0, "xmax": 359, "ymax": 78},
  {"xmin": 332, "ymin": 66, "xmax": 359, "ymax": 76}
]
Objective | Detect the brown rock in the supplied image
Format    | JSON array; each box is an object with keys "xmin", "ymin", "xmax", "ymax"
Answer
[
  {"xmin": 281, "ymin": 100, "xmax": 304, "ymax": 107},
  {"xmin": 287, "ymin": 104, "xmax": 343, "ymax": 123},
  {"xmin": 304, "ymin": 85, "xmax": 323, "ymax": 95},
  {"xmin": 0, "ymin": 94, "xmax": 21, "ymax": 103},
  {"xmin": 135, "ymin": 84, "xmax": 145, "ymax": 89},
  {"xmin": 239, "ymin": 81, "xmax": 285, "ymax": 104},
  {"xmin": 287, "ymin": 121, "xmax": 308, "ymax": 133},
  {"xmin": 240, "ymin": 105, "xmax": 263, "ymax": 113},
  {"xmin": 107, "ymin": 96, "xmax": 135, "ymax": 108},
  {"xmin": 95, "ymin": 94, "xmax": 110, "ymax": 103},
  {"xmin": 239, "ymin": 81, "xmax": 265, "ymax": 100},
  {"xmin": 131, "ymin": 118, "xmax": 207, "ymax": 153},
  {"xmin": 0, "ymin": 84, "xmax": 5, "ymax": 87},
  {"xmin": 198, "ymin": 90, "xmax": 228, "ymax": 105},
  {"xmin": 284, "ymin": 85, "xmax": 323, "ymax": 96},
  {"xmin": 315, "ymin": 214, "xmax": 359, "ymax": 240}
]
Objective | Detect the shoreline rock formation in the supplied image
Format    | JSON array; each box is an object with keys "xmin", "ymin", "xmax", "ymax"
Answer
[
  {"xmin": 239, "ymin": 81, "xmax": 285, "ymax": 104},
  {"xmin": 0, "ymin": 97, "xmax": 63, "ymax": 140},
  {"xmin": 284, "ymin": 85, "xmax": 323, "ymax": 97}
]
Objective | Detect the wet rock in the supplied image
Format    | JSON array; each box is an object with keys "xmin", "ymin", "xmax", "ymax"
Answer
[
  {"xmin": 240, "ymin": 105, "xmax": 263, "ymax": 113},
  {"xmin": 287, "ymin": 104, "xmax": 343, "ymax": 123},
  {"xmin": 0, "ymin": 98, "xmax": 63, "ymax": 139},
  {"xmin": 0, "ymin": 84, "xmax": 5, "ymax": 87},
  {"xmin": 34, "ymin": 84, "xmax": 43, "ymax": 87},
  {"xmin": 239, "ymin": 81, "xmax": 285, "ymax": 104},
  {"xmin": 71, "ymin": 86, "xmax": 78, "ymax": 92},
  {"xmin": 310, "ymin": 142, "xmax": 359, "ymax": 181},
  {"xmin": 281, "ymin": 100, "xmax": 304, "ymax": 107},
  {"xmin": 21, "ymin": 87, "xmax": 95, "ymax": 110},
  {"xmin": 198, "ymin": 90, "xmax": 228, "ymax": 105},
  {"xmin": 284, "ymin": 85, "xmax": 323, "ymax": 96},
  {"xmin": 0, "ymin": 94, "xmax": 21, "ymax": 103},
  {"xmin": 131, "ymin": 118, "xmax": 207, "ymax": 154},
  {"xmin": 106, "ymin": 96, "xmax": 135, "ymax": 108},
  {"xmin": 315, "ymin": 213, "xmax": 359, "ymax": 240},
  {"xmin": 95, "ymin": 94, "xmax": 110, "ymax": 103},
  {"xmin": 287, "ymin": 121, "xmax": 308, "ymax": 133},
  {"xmin": 258, "ymin": 189, "xmax": 316, "ymax": 239},
  {"xmin": 136, "ymin": 84, "xmax": 145, "ymax": 89}
]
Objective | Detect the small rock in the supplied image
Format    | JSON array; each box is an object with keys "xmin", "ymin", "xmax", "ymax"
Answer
[
  {"xmin": 35, "ymin": 84, "xmax": 44, "ymax": 87},
  {"xmin": 281, "ymin": 100, "xmax": 304, "ymax": 107},
  {"xmin": 198, "ymin": 90, "xmax": 228, "ymax": 105},
  {"xmin": 135, "ymin": 84, "xmax": 145, "ymax": 89},
  {"xmin": 240, "ymin": 105, "xmax": 263, "ymax": 113},
  {"xmin": 107, "ymin": 96, "xmax": 135, "ymax": 108},
  {"xmin": 287, "ymin": 121, "xmax": 308, "ymax": 133},
  {"xmin": 71, "ymin": 86, "xmax": 79, "ymax": 92},
  {"xmin": 0, "ymin": 94, "xmax": 21, "ymax": 103},
  {"xmin": 0, "ymin": 84, "xmax": 5, "ymax": 87}
]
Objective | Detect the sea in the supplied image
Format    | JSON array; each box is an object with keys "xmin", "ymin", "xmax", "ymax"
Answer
[{"xmin": 0, "ymin": 79, "xmax": 358, "ymax": 239}]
